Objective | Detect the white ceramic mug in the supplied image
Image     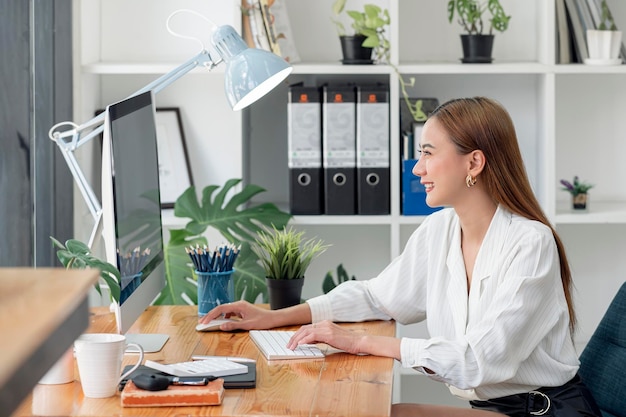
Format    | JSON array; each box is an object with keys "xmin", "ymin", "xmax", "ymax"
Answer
[{"xmin": 74, "ymin": 333, "xmax": 144, "ymax": 398}]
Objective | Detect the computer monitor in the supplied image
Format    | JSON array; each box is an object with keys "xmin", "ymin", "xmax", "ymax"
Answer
[{"xmin": 101, "ymin": 90, "xmax": 169, "ymax": 352}]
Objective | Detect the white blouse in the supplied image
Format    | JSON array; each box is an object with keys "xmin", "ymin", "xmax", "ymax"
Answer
[{"xmin": 306, "ymin": 205, "xmax": 579, "ymax": 401}]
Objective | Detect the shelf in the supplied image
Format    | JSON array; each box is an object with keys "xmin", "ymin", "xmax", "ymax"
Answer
[
  {"xmin": 397, "ymin": 61, "xmax": 547, "ymax": 74},
  {"xmin": 291, "ymin": 62, "xmax": 393, "ymax": 75},
  {"xmin": 292, "ymin": 215, "xmax": 393, "ymax": 226},
  {"xmin": 82, "ymin": 61, "xmax": 626, "ymax": 76},
  {"xmin": 82, "ymin": 62, "xmax": 225, "ymax": 75},
  {"xmin": 555, "ymin": 201, "xmax": 626, "ymax": 224},
  {"xmin": 553, "ymin": 63, "xmax": 626, "ymax": 73}
]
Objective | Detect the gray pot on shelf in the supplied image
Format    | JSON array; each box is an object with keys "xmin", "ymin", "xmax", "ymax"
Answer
[
  {"xmin": 460, "ymin": 34, "xmax": 495, "ymax": 63},
  {"xmin": 339, "ymin": 35, "xmax": 374, "ymax": 64}
]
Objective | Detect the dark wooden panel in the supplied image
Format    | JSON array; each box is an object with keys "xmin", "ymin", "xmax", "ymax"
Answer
[
  {"xmin": 0, "ymin": 0, "xmax": 32, "ymax": 266},
  {"xmin": 51, "ymin": 0, "xmax": 74, "ymax": 255},
  {"xmin": 0, "ymin": 0, "xmax": 73, "ymax": 267},
  {"xmin": 33, "ymin": 0, "xmax": 74, "ymax": 266}
]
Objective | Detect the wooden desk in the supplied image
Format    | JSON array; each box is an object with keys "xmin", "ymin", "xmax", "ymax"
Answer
[
  {"xmin": 12, "ymin": 305, "xmax": 395, "ymax": 417},
  {"xmin": 1, "ymin": 268, "xmax": 99, "ymax": 416}
]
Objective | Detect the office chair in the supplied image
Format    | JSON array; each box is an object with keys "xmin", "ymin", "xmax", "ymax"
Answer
[{"xmin": 578, "ymin": 282, "xmax": 626, "ymax": 417}]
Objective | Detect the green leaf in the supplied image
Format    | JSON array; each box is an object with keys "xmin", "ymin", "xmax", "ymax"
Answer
[
  {"xmin": 175, "ymin": 179, "xmax": 291, "ymax": 243},
  {"xmin": 323, "ymin": 264, "xmax": 356, "ymax": 294},
  {"xmin": 232, "ymin": 242, "xmax": 268, "ymax": 303},
  {"xmin": 65, "ymin": 239, "xmax": 90, "ymax": 255},
  {"xmin": 158, "ymin": 230, "xmax": 206, "ymax": 305},
  {"xmin": 363, "ymin": 4, "xmax": 382, "ymax": 19},
  {"xmin": 49, "ymin": 237, "xmax": 121, "ymax": 303},
  {"xmin": 362, "ymin": 34, "xmax": 380, "ymax": 48},
  {"xmin": 332, "ymin": 0, "xmax": 347, "ymax": 16}
]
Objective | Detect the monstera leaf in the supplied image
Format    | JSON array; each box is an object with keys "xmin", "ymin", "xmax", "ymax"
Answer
[
  {"xmin": 154, "ymin": 228, "xmax": 206, "ymax": 305},
  {"xmin": 174, "ymin": 179, "xmax": 292, "ymax": 242},
  {"xmin": 155, "ymin": 179, "xmax": 292, "ymax": 305}
]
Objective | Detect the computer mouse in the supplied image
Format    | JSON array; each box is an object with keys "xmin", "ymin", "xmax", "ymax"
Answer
[
  {"xmin": 132, "ymin": 373, "xmax": 170, "ymax": 391},
  {"xmin": 195, "ymin": 318, "xmax": 237, "ymax": 332}
]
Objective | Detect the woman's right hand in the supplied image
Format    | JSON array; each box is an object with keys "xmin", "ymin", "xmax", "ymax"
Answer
[{"xmin": 198, "ymin": 301, "xmax": 275, "ymax": 331}]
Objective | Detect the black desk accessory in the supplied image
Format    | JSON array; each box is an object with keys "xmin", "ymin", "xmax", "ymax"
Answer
[{"xmin": 120, "ymin": 361, "xmax": 256, "ymax": 390}]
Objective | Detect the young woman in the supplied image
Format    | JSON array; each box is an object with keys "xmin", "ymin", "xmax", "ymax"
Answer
[{"xmin": 200, "ymin": 97, "xmax": 601, "ymax": 417}]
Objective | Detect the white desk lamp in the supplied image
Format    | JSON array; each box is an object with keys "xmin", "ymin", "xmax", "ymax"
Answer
[{"xmin": 48, "ymin": 10, "xmax": 292, "ymax": 246}]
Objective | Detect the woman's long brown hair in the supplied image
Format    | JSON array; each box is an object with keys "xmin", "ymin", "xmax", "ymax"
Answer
[{"xmin": 430, "ymin": 97, "xmax": 576, "ymax": 331}]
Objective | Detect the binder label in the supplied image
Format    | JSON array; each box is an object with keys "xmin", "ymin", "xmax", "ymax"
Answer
[
  {"xmin": 323, "ymin": 102, "xmax": 356, "ymax": 168},
  {"xmin": 357, "ymin": 101, "xmax": 389, "ymax": 168},
  {"xmin": 288, "ymin": 102, "xmax": 322, "ymax": 168}
]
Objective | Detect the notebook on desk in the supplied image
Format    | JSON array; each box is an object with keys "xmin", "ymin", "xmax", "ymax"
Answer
[{"xmin": 249, "ymin": 330, "xmax": 327, "ymax": 360}]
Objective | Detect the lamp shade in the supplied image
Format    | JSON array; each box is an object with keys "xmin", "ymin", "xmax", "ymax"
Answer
[{"xmin": 211, "ymin": 25, "xmax": 292, "ymax": 111}]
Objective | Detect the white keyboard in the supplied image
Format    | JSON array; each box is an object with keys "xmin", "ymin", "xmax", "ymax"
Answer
[
  {"xmin": 249, "ymin": 330, "xmax": 325, "ymax": 360},
  {"xmin": 144, "ymin": 358, "xmax": 248, "ymax": 377}
]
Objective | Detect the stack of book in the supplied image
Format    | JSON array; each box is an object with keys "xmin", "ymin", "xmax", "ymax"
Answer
[
  {"xmin": 121, "ymin": 379, "xmax": 224, "ymax": 407},
  {"xmin": 556, "ymin": 0, "xmax": 625, "ymax": 63},
  {"xmin": 241, "ymin": 0, "xmax": 300, "ymax": 63}
]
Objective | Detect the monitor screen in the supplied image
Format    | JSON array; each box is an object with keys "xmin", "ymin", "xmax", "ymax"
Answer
[{"xmin": 101, "ymin": 91, "xmax": 168, "ymax": 351}]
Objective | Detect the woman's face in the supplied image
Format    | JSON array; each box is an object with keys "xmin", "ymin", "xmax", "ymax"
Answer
[{"xmin": 412, "ymin": 118, "xmax": 470, "ymax": 208}]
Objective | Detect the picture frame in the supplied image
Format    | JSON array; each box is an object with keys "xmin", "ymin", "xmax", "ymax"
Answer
[
  {"xmin": 399, "ymin": 97, "xmax": 439, "ymax": 134},
  {"xmin": 94, "ymin": 107, "xmax": 193, "ymax": 209},
  {"xmin": 154, "ymin": 108, "xmax": 194, "ymax": 209}
]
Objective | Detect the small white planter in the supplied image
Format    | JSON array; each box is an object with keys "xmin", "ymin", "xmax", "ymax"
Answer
[{"xmin": 585, "ymin": 29, "xmax": 622, "ymax": 65}]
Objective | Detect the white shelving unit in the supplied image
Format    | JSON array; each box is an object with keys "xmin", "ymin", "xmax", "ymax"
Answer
[{"xmin": 73, "ymin": 0, "xmax": 626, "ymax": 407}]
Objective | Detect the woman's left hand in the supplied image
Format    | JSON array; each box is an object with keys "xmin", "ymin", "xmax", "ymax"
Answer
[{"xmin": 287, "ymin": 320, "xmax": 364, "ymax": 354}]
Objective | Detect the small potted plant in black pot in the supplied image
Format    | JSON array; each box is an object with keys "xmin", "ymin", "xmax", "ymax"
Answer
[
  {"xmin": 331, "ymin": 0, "xmax": 390, "ymax": 64},
  {"xmin": 252, "ymin": 225, "xmax": 329, "ymax": 309},
  {"xmin": 447, "ymin": 0, "xmax": 511, "ymax": 63}
]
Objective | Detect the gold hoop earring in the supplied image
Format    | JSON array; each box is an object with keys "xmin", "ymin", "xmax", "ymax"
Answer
[{"xmin": 466, "ymin": 174, "xmax": 477, "ymax": 188}]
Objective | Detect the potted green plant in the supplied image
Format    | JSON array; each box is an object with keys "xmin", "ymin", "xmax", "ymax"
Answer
[
  {"xmin": 51, "ymin": 179, "xmax": 291, "ymax": 308},
  {"xmin": 252, "ymin": 225, "xmax": 329, "ymax": 309},
  {"xmin": 331, "ymin": 0, "xmax": 390, "ymax": 64},
  {"xmin": 331, "ymin": 1, "xmax": 430, "ymax": 126},
  {"xmin": 50, "ymin": 237, "xmax": 121, "ymax": 303},
  {"xmin": 586, "ymin": 0, "xmax": 622, "ymax": 64},
  {"xmin": 160, "ymin": 178, "xmax": 292, "ymax": 306},
  {"xmin": 447, "ymin": 0, "xmax": 511, "ymax": 63},
  {"xmin": 560, "ymin": 176, "xmax": 594, "ymax": 211}
]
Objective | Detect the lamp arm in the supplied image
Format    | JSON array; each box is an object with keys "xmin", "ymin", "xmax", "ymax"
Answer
[
  {"xmin": 134, "ymin": 50, "xmax": 219, "ymax": 95},
  {"xmin": 49, "ymin": 50, "xmax": 217, "ymax": 147},
  {"xmin": 48, "ymin": 50, "xmax": 219, "ymax": 243}
]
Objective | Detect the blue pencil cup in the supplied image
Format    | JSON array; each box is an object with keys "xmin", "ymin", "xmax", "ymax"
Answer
[
  {"xmin": 120, "ymin": 272, "xmax": 142, "ymax": 304},
  {"xmin": 196, "ymin": 269, "xmax": 235, "ymax": 316}
]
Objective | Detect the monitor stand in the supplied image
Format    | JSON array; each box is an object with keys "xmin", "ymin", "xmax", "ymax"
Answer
[{"xmin": 125, "ymin": 334, "xmax": 170, "ymax": 353}]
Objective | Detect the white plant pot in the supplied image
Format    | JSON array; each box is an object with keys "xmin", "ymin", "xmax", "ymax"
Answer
[{"xmin": 586, "ymin": 30, "xmax": 622, "ymax": 63}]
